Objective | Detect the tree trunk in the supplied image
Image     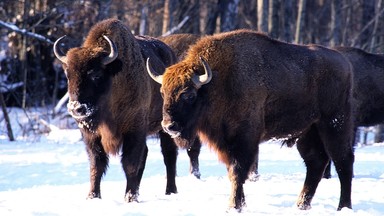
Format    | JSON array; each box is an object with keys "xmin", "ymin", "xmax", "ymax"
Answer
[
  {"xmin": 259, "ymin": 0, "xmax": 269, "ymax": 33},
  {"xmin": 162, "ymin": 0, "xmax": 177, "ymax": 34},
  {"xmin": 219, "ymin": 0, "xmax": 240, "ymax": 32},
  {"xmin": 205, "ymin": 1, "xmax": 220, "ymax": 34},
  {"xmin": 330, "ymin": 0, "xmax": 342, "ymax": 46},
  {"xmin": 283, "ymin": 0, "xmax": 293, "ymax": 42},
  {"xmin": 360, "ymin": 0, "xmax": 375, "ymax": 49},
  {"xmin": 0, "ymin": 92, "xmax": 15, "ymax": 141},
  {"xmin": 21, "ymin": 0, "xmax": 30, "ymax": 108},
  {"xmin": 295, "ymin": 0, "xmax": 306, "ymax": 44},
  {"xmin": 140, "ymin": 4, "xmax": 149, "ymax": 35},
  {"xmin": 240, "ymin": 0, "xmax": 258, "ymax": 30},
  {"xmin": 96, "ymin": 0, "xmax": 112, "ymax": 21},
  {"xmin": 269, "ymin": 0, "xmax": 280, "ymax": 39},
  {"xmin": 369, "ymin": 0, "xmax": 383, "ymax": 52}
]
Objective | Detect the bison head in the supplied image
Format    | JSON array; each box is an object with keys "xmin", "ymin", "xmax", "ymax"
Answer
[
  {"xmin": 54, "ymin": 35, "xmax": 120, "ymax": 131},
  {"xmin": 147, "ymin": 57, "xmax": 212, "ymax": 146}
]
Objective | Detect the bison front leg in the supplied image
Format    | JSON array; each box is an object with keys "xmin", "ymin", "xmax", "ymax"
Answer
[
  {"xmin": 159, "ymin": 131, "xmax": 178, "ymax": 194},
  {"xmin": 121, "ymin": 132, "xmax": 148, "ymax": 202},
  {"xmin": 248, "ymin": 153, "xmax": 260, "ymax": 182},
  {"xmin": 223, "ymin": 137, "xmax": 258, "ymax": 212},
  {"xmin": 85, "ymin": 136, "xmax": 109, "ymax": 199},
  {"xmin": 187, "ymin": 137, "xmax": 201, "ymax": 179}
]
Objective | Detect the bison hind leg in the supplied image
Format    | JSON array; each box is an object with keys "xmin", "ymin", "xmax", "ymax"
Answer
[
  {"xmin": 87, "ymin": 192, "xmax": 101, "ymax": 199},
  {"xmin": 296, "ymin": 125, "xmax": 330, "ymax": 210}
]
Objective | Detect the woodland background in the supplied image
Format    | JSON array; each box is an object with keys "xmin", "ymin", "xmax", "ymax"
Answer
[{"xmin": 1, "ymin": 0, "xmax": 384, "ymax": 141}]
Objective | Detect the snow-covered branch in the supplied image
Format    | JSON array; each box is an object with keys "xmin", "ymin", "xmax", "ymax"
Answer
[
  {"xmin": 0, "ymin": 20, "xmax": 53, "ymax": 45},
  {"xmin": 162, "ymin": 16, "xmax": 190, "ymax": 37}
]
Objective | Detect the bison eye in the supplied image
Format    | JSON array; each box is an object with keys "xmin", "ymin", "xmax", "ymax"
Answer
[
  {"xmin": 181, "ymin": 92, "xmax": 196, "ymax": 104},
  {"xmin": 87, "ymin": 69, "xmax": 102, "ymax": 81}
]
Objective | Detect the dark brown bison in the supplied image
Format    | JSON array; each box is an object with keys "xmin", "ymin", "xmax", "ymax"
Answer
[
  {"xmin": 53, "ymin": 18, "xmax": 187, "ymax": 201},
  {"xmin": 147, "ymin": 29, "xmax": 354, "ymax": 211},
  {"xmin": 322, "ymin": 46, "xmax": 384, "ymax": 178},
  {"xmin": 159, "ymin": 33, "xmax": 202, "ymax": 178}
]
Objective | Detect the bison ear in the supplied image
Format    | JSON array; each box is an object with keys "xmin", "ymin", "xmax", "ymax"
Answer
[
  {"xmin": 192, "ymin": 56, "xmax": 212, "ymax": 88},
  {"xmin": 146, "ymin": 58, "xmax": 163, "ymax": 84}
]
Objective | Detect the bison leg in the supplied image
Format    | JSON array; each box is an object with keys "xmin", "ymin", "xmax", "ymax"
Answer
[
  {"xmin": 121, "ymin": 132, "xmax": 148, "ymax": 202},
  {"xmin": 85, "ymin": 136, "xmax": 109, "ymax": 199},
  {"xmin": 296, "ymin": 126, "xmax": 330, "ymax": 210},
  {"xmin": 248, "ymin": 153, "xmax": 260, "ymax": 182},
  {"xmin": 224, "ymin": 136, "xmax": 259, "ymax": 211},
  {"xmin": 323, "ymin": 162, "xmax": 332, "ymax": 179},
  {"xmin": 187, "ymin": 138, "xmax": 201, "ymax": 179},
  {"xmin": 159, "ymin": 130, "xmax": 178, "ymax": 195},
  {"xmin": 317, "ymin": 119, "xmax": 354, "ymax": 210}
]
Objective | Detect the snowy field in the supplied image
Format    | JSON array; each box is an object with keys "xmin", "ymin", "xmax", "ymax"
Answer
[{"xmin": 0, "ymin": 108, "xmax": 384, "ymax": 215}]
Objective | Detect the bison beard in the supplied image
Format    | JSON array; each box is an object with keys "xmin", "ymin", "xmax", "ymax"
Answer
[{"xmin": 148, "ymin": 29, "xmax": 354, "ymax": 212}]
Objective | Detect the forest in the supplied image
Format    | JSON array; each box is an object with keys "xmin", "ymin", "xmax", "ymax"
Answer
[{"xmin": 1, "ymin": 0, "xmax": 384, "ymax": 141}]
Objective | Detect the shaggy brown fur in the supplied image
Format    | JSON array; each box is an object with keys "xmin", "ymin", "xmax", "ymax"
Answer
[
  {"xmin": 54, "ymin": 19, "xmax": 180, "ymax": 201},
  {"xmin": 159, "ymin": 34, "xmax": 201, "ymax": 60},
  {"xmin": 151, "ymin": 29, "xmax": 355, "ymax": 211}
]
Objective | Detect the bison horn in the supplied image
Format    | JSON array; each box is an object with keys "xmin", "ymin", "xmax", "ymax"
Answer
[
  {"xmin": 193, "ymin": 56, "xmax": 212, "ymax": 88},
  {"xmin": 101, "ymin": 35, "xmax": 118, "ymax": 65},
  {"xmin": 53, "ymin": 35, "xmax": 68, "ymax": 64},
  {"xmin": 146, "ymin": 58, "xmax": 163, "ymax": 84}
]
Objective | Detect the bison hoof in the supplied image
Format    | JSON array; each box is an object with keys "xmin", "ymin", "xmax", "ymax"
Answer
[
  {"xmin": 87, "ymin": 192, "xmax": 101, "ymax": 199},
  {"xmin": 165, "ymin": 189, "xmax": 178, "ymax": 195},
  {"xmin": 191, "ymin": 170, "xmax": 201, "ymax": 179},
  {"xmin": 248, "ymin": 172, "xmax": 260, "ymax": 182},
  {"xmin": 297, "ymin": 202, "xmax": 312, "ymax": 210},
  {"xmin": 125, "ymin": 192, "xmax": 139, "ymax": 203}
]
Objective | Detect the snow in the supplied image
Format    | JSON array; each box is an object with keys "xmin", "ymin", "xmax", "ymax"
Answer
[{"xmin": 1, "ymin": 109, "xmax": 384, "ymax": 215}]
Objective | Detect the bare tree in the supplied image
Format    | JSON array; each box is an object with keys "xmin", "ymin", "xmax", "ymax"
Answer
[
  {"xmin": 295, "ymin": 0, "xmax": 306, "ymax": 44},
  {"xmin": 269, "ymin": 0, "xmax": 280, "ymax": 39},
  {"xmin": 330, "ymin": 0, "xmax": 342, "ymax": 46},
  {"xmin": 239, "ymin": 0, "xmax": 258, "ymax": 30},
  {"xmin": 219, "ymin": 0, "xmax": 240, "ymax": 32},
  {"xmin": 283, "ymin": 0, "xmax": 293, "ymax": 42},
  {"xmin": 259, "ymin": 0, "xmax": 269, "ymax": 33}
]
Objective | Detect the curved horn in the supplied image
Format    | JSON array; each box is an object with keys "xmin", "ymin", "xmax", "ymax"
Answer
[
  {"xmin": 53, "ymin": 35, "xmax": 68, "ymax": 64},
  {"xmin": 101, "ymin": 35, "xmax": 118, "ymax": 65},
  {"xmin": 193, "ymin": 56, "xmax": 212, "ymax": 88},
  {"xmin": 146, "ymin": 58, "xmax": 163, "ymax": 84}
]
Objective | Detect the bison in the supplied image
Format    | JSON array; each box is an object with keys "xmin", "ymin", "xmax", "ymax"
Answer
[
  {"xmin": 321, "ymin": 46, "xmax": 384, "ymax": 177},
  {"xmin": 147, "ymin": 29, "xmax": 355, "ymax": 211},
  {"xmin": 159, "ymin": 33, "xmax": 202, "ymax": 178},
  {"xmin": 53, "ymin": 18, "xmax": 191, "ymax": 201}
]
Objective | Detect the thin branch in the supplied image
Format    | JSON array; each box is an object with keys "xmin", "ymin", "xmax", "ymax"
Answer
[
  {"xmin": 351, "ymin": 6, "xmax": 384, "ymax": 47},
  {"xmin": 0, "ymin": 20, "xmax": 53, "ymax": 45},
  {"xmin": 161, "ymin": 16, "xmax": 190, "ymax": 37}
]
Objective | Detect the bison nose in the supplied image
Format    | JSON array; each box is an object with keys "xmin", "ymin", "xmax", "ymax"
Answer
[
  {"xmin": 67, "ymin": 100, "xmax": 90, "ymax": 119},
  {"xmin": 162, "ymin": 121, "xmax": 181, "ymax": 138}
]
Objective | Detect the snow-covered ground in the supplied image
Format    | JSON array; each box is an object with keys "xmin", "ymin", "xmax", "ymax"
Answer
[{"xmin": 0, "ymin": 108, "xmax": 383, "ymax": 215}]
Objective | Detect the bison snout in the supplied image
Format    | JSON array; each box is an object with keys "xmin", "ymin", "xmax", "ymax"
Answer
[
  {"xmin": 67, "ymin": 100, "xmax": 92, "ymax": 120},
  {"xmin": 162, "ymin": 120, "xmax": 181, "ymax": 138}
]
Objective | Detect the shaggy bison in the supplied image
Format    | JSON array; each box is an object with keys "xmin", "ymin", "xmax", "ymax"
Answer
[
  {"xmin": 147, "ymin": 29, "xmax": 354, "ymax": 211},
  {"xmin": 159, "ymin": 33, "xmax": 202, "ymax": 178},
  {"xmin": 322, "ymin": 46, "xmax": 384, "ymax": 177},
  {"xmin": 53, "ymin": 18, "xmax": 188, "ymax": 201}
]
